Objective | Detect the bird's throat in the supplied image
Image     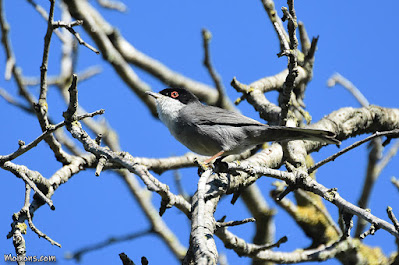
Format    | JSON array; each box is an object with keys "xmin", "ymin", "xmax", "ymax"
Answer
[{"xmin": 156, "ymin": 97, "xmax": 185, "ymax": 133}]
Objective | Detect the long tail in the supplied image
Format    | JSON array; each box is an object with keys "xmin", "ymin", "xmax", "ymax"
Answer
[{"xmin": 263, "ymin": 126, "xmax": 341, "ymax": 145}]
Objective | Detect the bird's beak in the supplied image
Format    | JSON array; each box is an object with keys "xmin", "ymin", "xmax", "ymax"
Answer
[{"xmin": 146, "ymin": 91, "xmax": 161, "ymax": 99}]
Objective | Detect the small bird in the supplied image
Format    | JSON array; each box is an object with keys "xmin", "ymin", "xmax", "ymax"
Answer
[{"xmin": 147, "ymin": 88, "xmax": 340, "ymax": 163}]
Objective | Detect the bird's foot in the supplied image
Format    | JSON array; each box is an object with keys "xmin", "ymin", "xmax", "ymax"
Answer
[{"xmin": 194, "ymin": 158, "xmax": 212, "ymax": 176}]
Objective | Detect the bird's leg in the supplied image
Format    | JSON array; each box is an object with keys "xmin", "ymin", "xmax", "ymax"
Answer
[{"xmin": 204, "ymin": 150, "xmax": 225, "ymax": 164}]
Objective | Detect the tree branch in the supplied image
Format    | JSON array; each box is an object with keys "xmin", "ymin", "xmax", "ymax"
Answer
[
  {"xmin": 201, "ymin": 28, "xmax": 226, "ymax": 107},
  {"xmin": 226, "ymin": 162, "xmax": 399, "ymax": 239}
]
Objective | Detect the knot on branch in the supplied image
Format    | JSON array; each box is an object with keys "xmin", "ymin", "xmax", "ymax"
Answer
[
  {"xmin": 62, "ymin": 74, "xmax": 79, "ymax": 124},
  {"xmin": 159, "ymin": 197, "xmax": 174, "ymax": 217}
]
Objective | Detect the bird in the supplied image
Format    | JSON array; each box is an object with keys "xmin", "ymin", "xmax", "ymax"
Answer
[{"xmin": 146, "ymin": 87, "xmax": 340, "ymax": 163}]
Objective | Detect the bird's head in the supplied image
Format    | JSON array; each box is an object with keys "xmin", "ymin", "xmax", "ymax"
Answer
[
  {"xmin": 146, "ymin": 87, "xmax": 199, "ymax": 105},
  {"xmin": 146, "ymin": 87, "xmax": 200, "ymax": 125}
]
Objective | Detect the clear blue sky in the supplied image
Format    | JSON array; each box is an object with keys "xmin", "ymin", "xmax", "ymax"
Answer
[{"xmin": 1, "ymin": 1, "xmax": 398, "ymax": 264}]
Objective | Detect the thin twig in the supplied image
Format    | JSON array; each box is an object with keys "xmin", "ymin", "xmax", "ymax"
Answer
[
  {"xmin": 378, "ymin": 140, "xmax": 399, "ymax": 172},
  {"xmin": 226, "ymin": 162, "xmax": 399, "ymax": 238},
  {"xmin": 3, "ymin": 162, "xmax": 55, "ymax": 210},
  {"xmin": 26, "ymin": 0, "xmax": 66, "ymax": 42},
  {"xmin": 38, "ymin": 0, "xmax": 55, "ymax": 104},
  {"xmin": 216, "ymin": 217, "xmax": 256, "ymax": 228},
  {"xmin": 0, "ymin": 109, "xmax": 105, "ymax": 164},
  {"xmin": 95, "ymin": 156, "xmax": 107, "ymax": 176},
  {"xmin": 298, "ymin": 21, "xmax": 310, "ymax": 55},
  {"xmin": 279, "ymin": 0, "xmax": 299, "ymax": 125},
  {"xmin": 387, "ymin": 207, "xmax": 399, "ymax": 232},
  {"xmin": 359, "ymin": 223, "xmax": 378, "ymax": 239},
  {"xmin": 0, "ymin": 0, "xmax": 16, "ymax": 81},
  {"xmin": 355, "ymin": 137, "xmax": 382, "ymax": 237},
  {"xmin": 25, "ymin": 202, "xmax": 61, "ymax": 247},
  {"xmin": 63, "ymin": 75, "xmax": 191, "ymax": 215},
  {"xmin": 308, "ymin": 130, "xmax": 399, "ymax": 174},
  {"xmin": 0, "ymin": 88, "xmax": 32, "ymax": 113},
  {"xmin": 296, "ymin": 189, "xmax": 341, "ymax": 235},
  {"xmin": 260, "ymin": 0, "xmax": 289, "ymax": 49},
  {"xmin": 66, "ymin": 229, "xmax": 152, "ymax": 262},
  {"xmin": 22, "ymin": 0, "xmax": 73, "ymax": 163},
  {"xmin": 392, "ymin": 177, "xmax": 399, "ymax": 192},
  {"xmin": 173, "ymin": 170, "xmax": 190, "ymax": 202},
  {"xmin": 327, "ymin": 73, "xmax": 388, "ymax": 238},
  {"xmin": 252, "ymin": 236, "xmax": 288, "ymax": 252},
  {"xmin": 273, "ymin": 21, "xmax": 290, "ymax": 51},
  {"xmin": 201, "ymin": 28, "xmax": 225, "ymax": 107},
  {"xmin": 97, "ymin": 0, "xmax": 127, "ymax": 12},
  {"xmin": 53, "ymin": 20, "xmax": 83, "ymax": 29},
  {"xmin": 327, "ymin": 73, "xmax": 369, "ymax": 107},
  {"xmin": 58, "ymin": 20, "xmax": 100, "ymax": 54},
  {"xmin": 23, "ymin": 66, "xmax": 102, "ymax": 86}
]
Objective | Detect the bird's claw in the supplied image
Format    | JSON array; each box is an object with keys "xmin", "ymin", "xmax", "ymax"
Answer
[{"xmin": 194, "ymin": 158, "xmax": 212, "ymax": 175}]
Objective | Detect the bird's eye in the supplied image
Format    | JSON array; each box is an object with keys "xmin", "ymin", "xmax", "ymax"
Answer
[{"xmin": 171, "ymin": 91, "xmax": 179, "ymax": 98}]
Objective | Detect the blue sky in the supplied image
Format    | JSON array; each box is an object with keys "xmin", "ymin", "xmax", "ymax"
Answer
[{"xmin": 1, "ymin": 1, "xmax": 399, "ymax": 264}]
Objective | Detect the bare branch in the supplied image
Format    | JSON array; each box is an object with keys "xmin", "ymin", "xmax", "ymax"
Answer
[
  {"xmin": 95, "ymin": 156, "xmax": 107, "ymax": 176},
  {"xmin": 355, "ymin": 137, "xmax": 383, "ymax": 237},
  {"xmin": 298, "ymin": 21, "xmax": 310, "ymax": 54},
  {"xmin": 273, "ymin": 21, "xmax": 290, "ymax": 52},
  {"xmin": 279, "ymin": 0, "xmax": 299, "ymax": 125},
  {"xmin": 0, "ymin": 109, "xmax": 105, "ymax": 164},
  {"xmin": 2, "ymin": 161, "xmax": 55, "ymax": 210},
  {"xmin": 378, "ymin": 140, "xmax": 399, "ymax": 172},
  {"xmin": 296, "ymin": 189, "xmax": 341, "ymax": 236},
  {"xmin": 54, "ymin": 20, "xmax": 100, "ymax": 54},
  {"xmin": 217, "ymin": 227, "xmax": 355, "ymax": 262},
  {"xmin": 173, "ymin": 170, "xmax": 190, "ymax": 201},
  {"xmin": 260, "ymin": 0, "xmax": 289, "ymax": 49},
  {"xmin": 66, "ymin": 229, "xmax": 151, "ymax": 262},
  {"xmin": 52, "ymin": 19, "xmax": 83, "ymax": 29},
  {"xmin": 1, "ymin": 0, "xmax": 72, "ymax": 163},
  {"xmin": 64, "ymin": 0, "xmax": 156, "ymax": 115},
  {"xmin": 97, "ymin": 0, "xmax": 127, "ymax": 12},
  {"xmin": 226, "ymin": 162, "xmax": 399, "ymax": 239},
  {"xmin": 231, "ymin": 77, "xmax": 281, "ymax": 123},
  {"xmin": 110, "ymin": 26, "xmax": 235, "ymax": 110},
  {"xmin": 62, "ymin": 75, "xmax": 191, "ymax": 216},
  {"xmin": 392, "ymin": 177, "xmax": 399, "ymax": 192},
  {"xmin": 216, "ymin": 217, "xmax": 256, "ymax": 228},
  {"xmin": 184, "ymin": 170, "xmax": 219, "ymax": 264},
  {"xmin": 0, "ymin": 88, "xmax": 32, "ymax": 113},
  {"xmin": 26, "ymin": 0, "xmax": 65, "ymax": 42},
  {"xmin": 327, "ymin": 73, "xmax": 370, "ymax": 107},
  {"xmin": 24, "ymin": 201, "xmax": 61, "ymax": 247},
  {"xmin": 38, "ymin": 0, "xmax": 55, "ymax": 105},
  {"xmin": 387, "ymin": 207, "xmax": 399, "ymax": 232},
  {"xmin": 327, "ymin": 73, "xmax": 397, "ymax": 238},
  {"xmin": 308, "ymin": 130, "xmax": 399, "ymax": 174},
  {"xmin": 118, "ymin": 169, "xmax": 187, "ymax": 260},
  {"xmin": 359, "ymin": 223, "xmax": 378, "ymax": 239},
  {"xmin": 201, "ymin": 28, "xmax": 226, "ymax": 107}
]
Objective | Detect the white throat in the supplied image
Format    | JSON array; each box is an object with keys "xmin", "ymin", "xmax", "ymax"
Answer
[{"xmin": 155, "ymin": 96, "xmax": 185, "ymax": 132}]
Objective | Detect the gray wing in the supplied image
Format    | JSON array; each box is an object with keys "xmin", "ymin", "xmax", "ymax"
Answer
[
  {"xmin": 176, "ymin": 103, "xmax": 267, "ymax": 154},
  {"xmin": 179, "ymin": 103, "xmax": 265, "ymax": 127}
]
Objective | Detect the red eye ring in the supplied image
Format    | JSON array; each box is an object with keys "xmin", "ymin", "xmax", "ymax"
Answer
[{"xmin": 171, "ymin": 91, "xmax": 179, "ymax": 98}]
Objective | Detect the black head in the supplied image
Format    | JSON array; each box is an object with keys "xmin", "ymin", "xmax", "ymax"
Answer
[{"xmin": 159, "ymin": 87, "xmax": 200, "ymax": 105}]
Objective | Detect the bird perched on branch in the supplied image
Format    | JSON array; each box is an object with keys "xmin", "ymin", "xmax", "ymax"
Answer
[{"xmin": 147, "ymin": 87, "xmax": 340, "ymax": 163}]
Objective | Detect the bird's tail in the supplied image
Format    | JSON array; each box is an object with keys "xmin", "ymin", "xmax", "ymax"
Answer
[{"xmin": 262, "ymin": 126, "xmax": 341, "ymax": 145}]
